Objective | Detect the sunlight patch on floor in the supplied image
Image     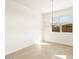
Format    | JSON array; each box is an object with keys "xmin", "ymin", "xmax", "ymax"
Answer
[
  {"xmin": 35, "ymin": 41, "xmax": 51, "ymax": 48},
  {"xmin": 55, "ymin": 55, "xmax": 66, "ymax": 59}
]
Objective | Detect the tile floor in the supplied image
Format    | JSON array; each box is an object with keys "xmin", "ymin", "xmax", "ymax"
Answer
[{"xmin": 6, "ymin": 42, "xmax": 73, "ymax": 59}]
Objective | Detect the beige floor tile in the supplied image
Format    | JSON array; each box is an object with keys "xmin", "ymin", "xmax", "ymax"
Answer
[{"xmin": 6, "ymin": 42, "xmax": 73, "ymax": 59}]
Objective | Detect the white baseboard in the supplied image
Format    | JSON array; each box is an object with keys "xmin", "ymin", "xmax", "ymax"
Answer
[{"xmin": 5, "ymin": 43, "xmax": 35, "ymax": 55}]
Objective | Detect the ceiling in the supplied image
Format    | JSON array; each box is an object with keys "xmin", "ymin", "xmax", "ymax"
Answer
[{"xmin": 10, "ymin": 0, "xmax": 73, "ymax": 14}]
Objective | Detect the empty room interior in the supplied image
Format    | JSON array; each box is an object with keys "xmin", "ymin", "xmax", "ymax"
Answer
[{"xmin": 5, "ymin": 0, "xmax": 73, "ymax": 59}]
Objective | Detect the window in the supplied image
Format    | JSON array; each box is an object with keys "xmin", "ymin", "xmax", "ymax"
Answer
[
  {"xmin": 52, "ymin": 16, "xmax": 73, "ymax": 32},
  {"xmin": 62, "ymin": 24, "xmax": 72, "ymax": 32},
  {"xmin": 52, "ymin": 16, "xmax": 60, "ymax": 32}
]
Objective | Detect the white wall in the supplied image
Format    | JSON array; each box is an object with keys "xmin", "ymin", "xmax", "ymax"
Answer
[
  {"xmin": 5, "ymin": 0, "xmax": 73, "ymax": 55},
  {"xmin": 5, "ymin": 0, "xmax": 42, "ymax": 55},
  {"xmin": 43, "ymin": 8, "xmax": 73, "ymax": 46}
]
